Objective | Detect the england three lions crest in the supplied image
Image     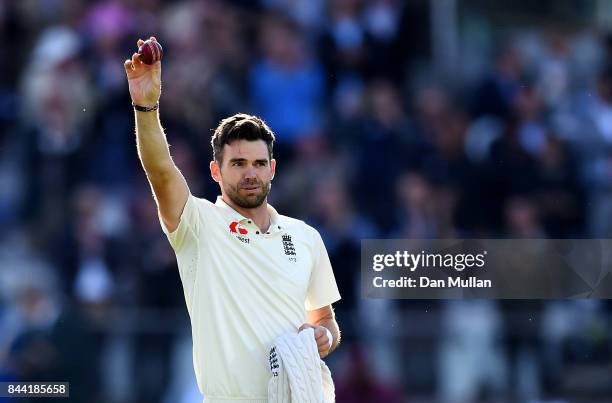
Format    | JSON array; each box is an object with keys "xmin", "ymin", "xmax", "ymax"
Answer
[{"xmin": 282, "ymin": 234, "xmax": 297, "ymax": 262}]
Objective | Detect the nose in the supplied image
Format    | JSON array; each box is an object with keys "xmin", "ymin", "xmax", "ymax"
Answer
[{"xmin": 244, "ymin": 165, "xmax": 257, "ymax": 179}]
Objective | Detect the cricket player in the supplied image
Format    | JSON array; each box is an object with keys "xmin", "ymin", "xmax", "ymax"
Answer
[{"xmin": 124, "ymin": 37, "xmax": 341, "ymax": 402}]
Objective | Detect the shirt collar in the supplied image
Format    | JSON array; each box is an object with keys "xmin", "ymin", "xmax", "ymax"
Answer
[{"xmin": 215, "ymin": 196, "xmax": 284, "ymax": 232}]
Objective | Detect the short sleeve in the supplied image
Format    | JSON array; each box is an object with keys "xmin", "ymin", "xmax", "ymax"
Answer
[
  {"xmin": 305, "ymin": 229, "xmax": 341, "ymax": 311},
  {"xmin": 158, "ymin": 194, "xmax": 205, "ymax": 312},
  {"xmin": 159, "ymin": 193, "xmax": 202, "ymax": 252}
]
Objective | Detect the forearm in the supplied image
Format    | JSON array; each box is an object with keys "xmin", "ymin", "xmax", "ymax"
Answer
[
  {"xmin": 135, "ymin": 109, "xmax": 176, "ymax": 179},
  {"xmin": 313, "ymin": 317, "xmax": 341, "ymax": 355}
]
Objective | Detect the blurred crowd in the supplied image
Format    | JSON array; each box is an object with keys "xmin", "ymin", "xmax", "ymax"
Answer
[{"xmin": 0, "ymin": 0, "xmax": 611, "ymax": 402}]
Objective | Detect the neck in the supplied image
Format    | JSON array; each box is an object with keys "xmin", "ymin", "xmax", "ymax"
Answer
[{"xmin": 223, "ymin": 195, "xmax": 271, "ymax": 232}]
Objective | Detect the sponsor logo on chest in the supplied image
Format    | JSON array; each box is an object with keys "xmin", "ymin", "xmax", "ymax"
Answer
[{"xmin": 229, "ymin": 221, "xmax": 250, "ymax": 244}]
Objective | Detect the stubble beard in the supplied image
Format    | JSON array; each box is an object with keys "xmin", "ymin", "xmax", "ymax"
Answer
[{"xmin": 224, "ymin": 179, "xmax": 271, "ymax": 209}]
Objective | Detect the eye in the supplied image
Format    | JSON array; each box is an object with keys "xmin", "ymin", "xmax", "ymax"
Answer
[{"xmin": 232, "ymin": 161, "xmax": 244, "ymax": 167}]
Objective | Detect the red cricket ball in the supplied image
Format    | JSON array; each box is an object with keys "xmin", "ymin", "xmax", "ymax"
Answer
[{"xmin": 138, "ymin": 39, "xmax": 163, "ymax": 65}]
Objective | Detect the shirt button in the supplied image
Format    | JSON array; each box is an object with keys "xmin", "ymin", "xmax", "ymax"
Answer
[{"xmin": 248, "ymin": 220, "xmax": 252, "ymax": 224}]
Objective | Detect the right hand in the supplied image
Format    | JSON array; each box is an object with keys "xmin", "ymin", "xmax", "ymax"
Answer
[{"xmin": 124, "ymin": 37, "xmax": 161, "ymax": 108}]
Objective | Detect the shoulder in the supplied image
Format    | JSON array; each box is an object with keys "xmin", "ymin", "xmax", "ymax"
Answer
[
  {"xmin": 277, "ymin": 214, "xmax": 322, "ymax": 244},
  {"xmin": 191, "ymin": 194, "xmax": 214, "ymax": 207},
  {"xmin": 186, "ymin": 194, "xmax": 216, "ymax": 213},
  {"xmin": 184, "ymin": 195, "xmax": 224, "ymax": 222}
]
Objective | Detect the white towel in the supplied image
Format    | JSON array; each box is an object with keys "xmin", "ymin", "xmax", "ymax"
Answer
[{"xmin": 267, "ymin": 328, "xmax": 335, "ymax": 403}]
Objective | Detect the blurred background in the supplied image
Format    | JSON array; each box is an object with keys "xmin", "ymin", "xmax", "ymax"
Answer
[{"xmin": 0, "ymin": 0, "xmax": 611, "ymax": 402}]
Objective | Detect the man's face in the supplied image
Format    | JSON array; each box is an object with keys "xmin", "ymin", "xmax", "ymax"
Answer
[{"xmin": 212, "ymin": 139, "xmax": 276, "ymax": 209}]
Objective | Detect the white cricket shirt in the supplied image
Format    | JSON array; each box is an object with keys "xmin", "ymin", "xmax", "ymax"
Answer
[{"xmin": 159, "ymin": 194, "xmax": 341, "ymax": 403}]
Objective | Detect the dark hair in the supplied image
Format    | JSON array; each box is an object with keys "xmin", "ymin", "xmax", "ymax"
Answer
[{"xmin": 211, "ymin": 113, "xmax": 275, "ymax": 164}]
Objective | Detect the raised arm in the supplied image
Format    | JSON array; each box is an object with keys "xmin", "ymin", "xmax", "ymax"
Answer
[{"xmin": 124, "ymin": 37, "xmax": 189, "ymax": 233}]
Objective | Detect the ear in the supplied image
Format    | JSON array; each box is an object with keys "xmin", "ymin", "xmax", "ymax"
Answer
[
  {"xmin": 210, "ymin": 160, "xmax": 221, "ymax": 183},
  {"xmin": 270, "ymin": 158, "xmax": 276, "ymax": 181}
]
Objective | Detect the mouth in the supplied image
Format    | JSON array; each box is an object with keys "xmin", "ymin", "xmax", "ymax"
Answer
[{"xmin": 241, "ymin": 186, "xmax": 260, "ymax": 192}]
